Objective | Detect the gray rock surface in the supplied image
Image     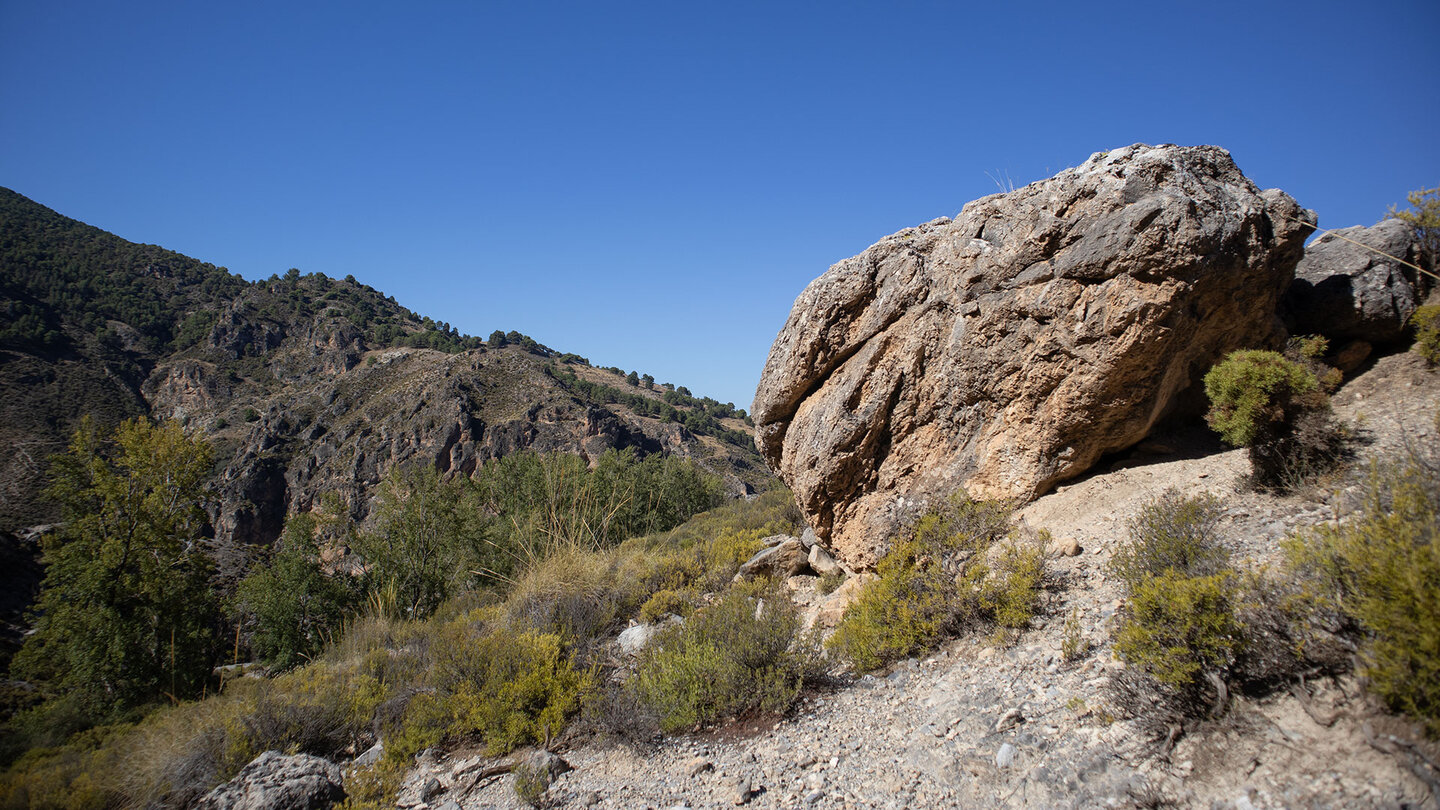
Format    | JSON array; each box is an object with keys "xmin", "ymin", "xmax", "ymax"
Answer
[
  {"xmin": 735, "ymin": 537, "xmax": 811, "ymax": 580},
  {"xmin": 1284, "ymin": 218, "xmax": 1423, "ymax": 344},
  {"xmin": 196, "ymin": 750, "xmax": 345, "ymax": 810},
  {"xmin": 754, "ymin": 144, "xmax": 1313, "ymax": 568}
]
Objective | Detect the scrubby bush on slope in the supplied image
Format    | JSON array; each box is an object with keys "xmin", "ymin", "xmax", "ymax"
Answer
[{"xmin": 827, "ymin": 494, "xmax": 1041, "ymax": 672}]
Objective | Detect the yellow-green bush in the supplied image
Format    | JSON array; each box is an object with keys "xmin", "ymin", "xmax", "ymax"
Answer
[
  {"xmin": 984, "ymin": 542, "xmax": 1045, "ymax": 635},
  {"xmin": 633, "ymin": 583, "xmax": 819, "ymax": 733},
  {"xmin": 1108, "ymin": 490, "xmax": 1246, "ymax": 716},
  {"xmin": 1204, "ymin": 350, "xmax": 1345, "ymax": 487},
  {"xmin": 1204, "ymin": 350, "xmax": 1320, "ymax": 447},
  {"xmin": 827, "ymin": 493, "xmax": 1021, "ymax": 672},
  {"xmin": 1108, "ymin": 490, "xmax": 1226, "ymax": 590},
  {"xmin": 1413, "ymin": 305, "xmax": 1440, "ymax": 365},
  {"xmin": 0, "ymin": 724, "xmax": 130, "ymax": 810},
  {"xmin": 637, "ymin": 588, "xmax": 696, "ymax": 623},
  {"xmin": 1286, "ymin": 458, "xmax": 1440, "ymax": 735},
  {"xmin": 388, "ymin": 625, "xmax": 591, "ymax": 760},
  {"xmin": 1113, "ymin": 570, "xmax": 1242, "ymax": 690}
]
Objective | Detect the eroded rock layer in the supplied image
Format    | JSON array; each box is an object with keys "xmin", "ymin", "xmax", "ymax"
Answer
[{"xmin": 753, "ymin": 144, "xmax": 1313, "ymax": 568}]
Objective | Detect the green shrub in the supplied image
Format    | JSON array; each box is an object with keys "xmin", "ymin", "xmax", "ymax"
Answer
[
  {"xmin": 827, "ymin": 493, "xmax": 1018, "ymax": 672},
  {"xmin": 1114, "ymin": 570, "xmax": 1242, "ymax": 690},
  {"xmin": 1286, "ymin": 458, "xmax": 1440, "ymax": 735},
  {"xmin": 1108, "ymin": 490, "xmax": 1226, "ymax": 589},
  {"xmin": 389, "ymin": 625, "xmax": 591, "ymax": 759},
  {"xmin": 1204, "ymin": 350, "xmax": 1320, "ymax": 447},
  {"xmin": 984, "ymin": 542, "xmax": 1045, "ymax": 635},
  {"xmin": 1108, "ymin": 490, "xmax": 1245, "ymax": 717},
  {"xmin": 633, "ymin": 584, "xmax": 819, "ymax": 733},
  {"xmin": 637, "ymin": 588, "xmax": 694, "ymax": 623},
  {"xmin": 233, "ymin": 510, "xmax": 359, "ymax": 670},
  {"xmin": 1204, "ymin": 350, "xmax": 1344, "ymax": 487},
  {"xmin": 512, "ymin": 760, "xmax": 549, "ymax": 808},
  {"xmin": 1413, "ymin": 305, "xmax": 1440, "ymax": 365},
  {"xmin": 0, "ymin": 723, "xmax": 131, "ymax": 810}
]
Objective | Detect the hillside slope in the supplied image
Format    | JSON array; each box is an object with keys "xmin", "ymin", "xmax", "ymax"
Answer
[
  {"xmin": 0, "ymin": 187, "xmax": 772, "ymax": 648},
  {"xmin": 443, "ymin": 351, "xmax": 1438, "ymax": 810}
]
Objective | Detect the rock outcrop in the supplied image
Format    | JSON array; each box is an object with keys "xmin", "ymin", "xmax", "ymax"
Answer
[
  {"xmin": 1283, "ymin": 218, "xmax": 1424, "ymax": 345},
  {"xmin": 196, "ymin": 750, "xmax": 345, "ymax": 810},
  {"xmin": 754, "ymin": 144, "xmax": 1313, "ymax": 568}
]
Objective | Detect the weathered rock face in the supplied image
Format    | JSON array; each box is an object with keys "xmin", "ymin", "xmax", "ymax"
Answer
[
  {"xmin": 196, "ymin": 750, "xmax": 345, "ymax": 810},
  {"xmin": 754, "ymin": 144, "xmax": 1313, "ymax": 569},
  {"xmin": 1283, "ymin": 218, "xmax": 1424, "ymax": 344}
]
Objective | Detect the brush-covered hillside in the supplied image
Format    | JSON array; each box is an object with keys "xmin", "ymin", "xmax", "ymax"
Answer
[{"xmin": 0, "ymin": 187, "xmax": 773, "ymax": 655}]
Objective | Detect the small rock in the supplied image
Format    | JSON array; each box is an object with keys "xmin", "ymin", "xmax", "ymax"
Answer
[
  {"xmin": 808, "ymin": 543, "xmax": 842, "ymax": 576},
  {"xmin": 996, "ymin": 743, "xmax": 1017, "ymax": 769},
  {"xmin": 735, "ymin": 538, "xmax": 810, "ymax": 580},
  {"xmin": 419, "ymin": 776, "xmax": 442, "ymax": 802},
  {"xmin": 617, "ymin": 622, "xmax": 656, "ymax": 656},
  {"xmin": 731, "ymin": 776, "xmax": 755, "ymax": 805},
  {"xmin": 686, "ymin": 756, "xmax": 714, "ymax": 777},
  {"xmin": 995, "ymin": 707, "xmax": 1025, "ymax": 733},
  {"xmin": 1049, "ymin": 537, "xmax": 1082, "ymax": 557},
  {"xmin": 581, "ymin": 791, "xmax": 601, "ymax": 806},
  {"xmin": 353, "ymin": 740, "xmax": 384, "ymax": 768}
]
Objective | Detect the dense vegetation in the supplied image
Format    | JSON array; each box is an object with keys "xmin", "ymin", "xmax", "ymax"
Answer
[{"xmin": 0, "ymin": 447, "xmax": 802, "ymax": 808}]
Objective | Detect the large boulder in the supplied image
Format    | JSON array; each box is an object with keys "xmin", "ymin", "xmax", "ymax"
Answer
[
  {"xmin": 1283, "ymin": 218, "xmax": 1423, "ymax": 345},
  {"xmin": 196, "ymin": 750, "xmax": 345, "ymax": 810},
  {"xmin": 753, "ymin": 144, "xmax": 1313, "ymax": 569}
]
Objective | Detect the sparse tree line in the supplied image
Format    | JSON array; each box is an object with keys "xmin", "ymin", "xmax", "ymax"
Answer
[{"xmin": 547, "ymin": 364, "xmax": 754, "ymax": 447}]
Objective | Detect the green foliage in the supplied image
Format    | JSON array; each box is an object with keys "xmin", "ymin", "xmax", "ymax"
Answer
[
  {"xmin": 1205, "ymin": 350, "xmax": 1344, "ymax": 487},
  {"xmin": 1389, "ymin": 186, "xmax": 1440, "ymax": 274},
  {"xmin": 389, "ymin": 625, "xmax": 590, "ymax": 758},
  {"xmin": 355, "ymin": 466, "xmax": 487, "ymax": 619},
  {"xmin": 473, "ymin": 448, "xmax": 725, "ymax": 574},
  {"xmin": 1109, "ymin": 490, "xmax": 1226, "ymax": 589},
  {"xmin": 638, "ymin": 589, "xmax": 694, "ymax": 623},
  {"xmin": 232, "ymin": 508, "xmax": 359, "ymax": 670},
  {"xmin": 1286, "ymin": 458, "xmax": 1440, "ymax": 735},
  {"xmin": 984, "ymin": 542, "xmax": 1045, "ymax": 636},
  {"xmin": 1114, "ymin": 571, "xmax": 1241, "ymax": 690},
  {"xmin": 0, "ymin": 722, "xmax": 131, "ymax": 810},
  {"xmin": 633, "ymin": 584, "xmax": 819, "ymax": 733},
  {"xmin": 1109, "ymin": 489, "xmax": 1246, "ymax": 710},
  {"xmin": 512, "ymin": 759, "xmax": 549, "ymax": 807},
  {"xmin": 828, "ymin": 494, "xmax": 1021, "ymax": 672},
  {"xmin": 1413, "ymin": 305, "xmax": 1440, "ymax": 366},
  {"xmin": 11, "ymin": 418, "xmax": 219, "ymax": 721},
  {"xmin": 1204, "ymin": 350, "xmax": 1320, "ymax": 447}
]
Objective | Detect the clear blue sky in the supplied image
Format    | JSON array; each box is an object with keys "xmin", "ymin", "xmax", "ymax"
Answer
[{"xmin": 3, "ymin": 1, "xmax": 1436, "ymax": 410}]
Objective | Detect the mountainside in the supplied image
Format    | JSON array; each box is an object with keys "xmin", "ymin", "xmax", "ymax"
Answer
[{"xmin": 0, "ymin": 186, "xmax": 772, "ymax": 613}]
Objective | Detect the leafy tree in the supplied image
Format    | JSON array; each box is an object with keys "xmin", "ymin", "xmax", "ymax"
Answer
[
  {"xmin": 1390, "ymin": 186, "xmax": 1440, "ymax": 274},
  {"xmin": 232, "ymin": 504, "xmax": 359, "ymax": 670},
  {"xmin": 354, "ymin": 466, "xmax": 486, "ymax": 618},
  {"xmin": 640, "ymin": 373, "xmax": 654, "ymax": 389},
  {"xmin": 11, "ymin": 418, "xmax": 219, "ymax": 718},
  {"xmin": 626, "ymin": 371, "xmax": 639, "ymax": 386}
]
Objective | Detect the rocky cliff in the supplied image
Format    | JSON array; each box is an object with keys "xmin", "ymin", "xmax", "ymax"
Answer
[{"xmin": 753, "ymin": 144, "xmax": 1315, "ymax": 568}]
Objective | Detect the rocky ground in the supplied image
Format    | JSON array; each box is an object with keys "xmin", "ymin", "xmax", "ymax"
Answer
[{"xmin": 397, "ymin": 352, "xmax": 1439, "ymax": 810}]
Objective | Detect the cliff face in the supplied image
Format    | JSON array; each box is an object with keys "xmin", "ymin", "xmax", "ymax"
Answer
[{"xmin": 754, "ymin": 145, "xmax": 1314, "ymax": 569}]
